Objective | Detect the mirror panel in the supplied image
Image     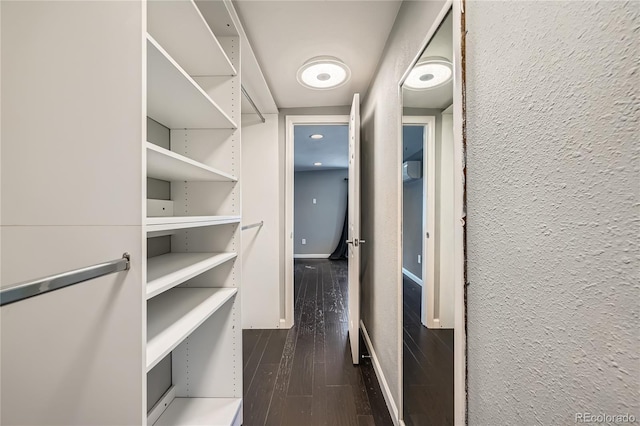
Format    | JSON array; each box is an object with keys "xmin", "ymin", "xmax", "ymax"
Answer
[{"xmin": 401, "ymin": 10, "xmax": 455, "ymax": 426}]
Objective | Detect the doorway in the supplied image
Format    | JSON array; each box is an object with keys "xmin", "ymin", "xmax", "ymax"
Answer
[
  {"xmin": 292, "ymin": 124, "xmax": 349, "ymax": 260},
  {"xmin": 402, "ymin": 116, "xmax": 436, "ymax": 327},
  {"xmin": 284, "ymin": 115, "xmax": 350, "ymax": 328}
]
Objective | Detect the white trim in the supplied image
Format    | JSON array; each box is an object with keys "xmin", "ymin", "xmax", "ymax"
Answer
[
  {"xmin": 278, "ymin": 318, "xmax": 290, "ymax": 329},
  {"xmin": 396, "ymin": 86, "xmax": 405, "ymax": 426},
  {"xmin": 360, "ymin": 320, "xmax": 400, "ymax": 426},
  {"xmin": 293, "ymin": 253, "xmax": 331, "ymax": 259},
  {"xmin": 285, "ymin": 115, "xmax": 350, "ymax": 330},
  {"xmin": 452, "ymin": 1, "xmax": 467, "ymax": 424},
  {"xmin": 401, "ymin": 267, "xmax": 423, "ymax": 286}
]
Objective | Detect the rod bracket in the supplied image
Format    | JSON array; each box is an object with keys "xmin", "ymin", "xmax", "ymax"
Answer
[{"xmin": 122, "ymin": 252, "xmax": 131, "ymax": 270}]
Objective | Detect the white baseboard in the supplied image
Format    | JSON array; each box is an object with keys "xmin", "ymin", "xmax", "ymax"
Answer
[
  {"xmin": 279, "ymin": 318, "xmax": 293, "ymax": 329},
  {"xmin": 360, "ymin": 320, "xmax": 400, "ymax": 426},
  {"xmin": 293, "ymin": 253, "xmax": 330, "ymax": 259},
  {"xmin": 402, "ymin": 267, "xmax": 423, "ymax": 286}
]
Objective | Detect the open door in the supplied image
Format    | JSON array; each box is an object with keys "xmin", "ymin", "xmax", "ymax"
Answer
[{"xmin": 347, "ymin": 93, "xmax": 362, "ymax": 364}]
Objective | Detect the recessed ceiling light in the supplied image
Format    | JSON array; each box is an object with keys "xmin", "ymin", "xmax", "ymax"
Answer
[
  {"xmin": 297, "ymin": 56, "xmax": 351, "ymax": 90},
  {"xmin": 310, "ymin": 134, "xmax": 324, "ymax": 140},
  {"xmin": 314, "ymin": 162, "xmax": 322, "ymax": 166},
  {"xmin": 405, "ymin": 57, "xmax": 453, "ymax": 90}
]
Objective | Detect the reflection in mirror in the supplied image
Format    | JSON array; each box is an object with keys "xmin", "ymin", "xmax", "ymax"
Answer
[{"xmin": 401, "ymin": 10, "xmax": 454, "ymax": 425}]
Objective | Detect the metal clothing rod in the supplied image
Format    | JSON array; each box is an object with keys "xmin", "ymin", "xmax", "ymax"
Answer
[
  {"xmin": 0, "ymin": 253, "xmax": 131, "ymax": 307},
  {"xmin": 241, "ymin": 85, "xmax": 266, "ymax": 123},
  {"xmin": 242, "ymin": 221, "xmax": 264, "ymax": 231}
]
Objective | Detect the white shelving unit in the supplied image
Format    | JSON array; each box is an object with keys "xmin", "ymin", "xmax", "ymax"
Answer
[
  {"xmin": 147, "ymin": 287, "xmax": 237, "ymax": 371},
  {"xmin": 147, "ymin": 143, "xmax": 237, "ymax": 182},
  {"xmin": 3, "ymin": 1, "xmax": 259, "ymax": 424},
  {"xmin": 145, "ymin": 0, "xmax": 243, "ymax": 424},
  {"xmin": 147, "ymin": 252, "xmax": 237, "ymax": 299}
]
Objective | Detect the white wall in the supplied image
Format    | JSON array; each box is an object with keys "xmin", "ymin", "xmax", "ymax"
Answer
[
  {"xmin": 241, "ymin": 113, "xmax": 281, "ymax": 328},
  {"xmin": 466, "ymin": 1, "xmax": 640, "ymax": 423},
  {"xmin": 436, "ymin": 109, "xmax": 454, "ymax": 328},
  {"xmin": 294, "ymin": 169, "xmax": 348, "ymax": 256},
  {"xmin": 359, "ymin": 0, "xmax": 448, "ymax": 419}
]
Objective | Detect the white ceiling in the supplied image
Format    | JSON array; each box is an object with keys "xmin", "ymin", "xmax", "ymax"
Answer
[
  {"xmin": 233, "ymin": 0, "xmax": 402, "ymax": 109},
  {"xmin": 403, "ymin": 12, "xmax": 453, "ymax": 109},
  {"xmin": 294, "ymin": 125, "xmax": 348, "ymax": 171}
]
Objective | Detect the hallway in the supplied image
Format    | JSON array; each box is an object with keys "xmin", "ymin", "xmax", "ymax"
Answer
[
  {"xmin": 242, "ymin": 259, "xmax": 393, "ymax": 425},
  {"xmin": 403, "ymin": 277, "xmax": 454, "ymax": 425}
]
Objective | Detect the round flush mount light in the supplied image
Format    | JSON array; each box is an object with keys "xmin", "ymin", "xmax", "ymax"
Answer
[
  {"xmin": 405, "ymin": 57, "xmax": 453, "ymax": 90},
  {"xmin": 314, "ymin": 162, "xmax": 322, "ymax": 166},
  {"xmin": 297, "ymin": 56, "xmax": 351, "ymax": 90},
  {"xmin": 310, "ymin": 134, "xmax": 324, "ymax": 140}
]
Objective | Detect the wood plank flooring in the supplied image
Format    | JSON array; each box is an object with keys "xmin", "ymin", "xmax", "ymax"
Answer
[
  {"xmin": 402, "ymin": 276, "xmax": 454, "ymax": 425},
  {"xmin": 243, "ymin": 259, "xmax": 393, "ymax": 426}
]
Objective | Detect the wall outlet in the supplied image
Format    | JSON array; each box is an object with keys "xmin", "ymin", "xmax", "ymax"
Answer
[
  {"xmin": 302, "ymin": 238, "xmax": 306, "ymax": 245},
  {"xmin": 313, "ymin": 198, "xmax": 317, "ymax": 204},
  {"xmin": 418, "ymin": 254, "xmax": 421, "ymax": 264}
]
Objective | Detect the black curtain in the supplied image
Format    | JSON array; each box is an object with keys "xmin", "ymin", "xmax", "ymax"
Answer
[{"xmin": 329, "ymin": 199, "xmax": 348, "ymax": 260}]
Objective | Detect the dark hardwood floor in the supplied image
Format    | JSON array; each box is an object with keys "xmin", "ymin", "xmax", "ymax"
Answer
[
  {"xmin": 402, "ymin": 276, "xmax": 454, "ymax": 425},
  {"xmin": 243, "ymin": 259, "xmax": 393, "ymax": 426}
]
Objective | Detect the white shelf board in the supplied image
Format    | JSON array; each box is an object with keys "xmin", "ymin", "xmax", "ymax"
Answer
[
  {"xmin": 146, "ymin": 215, "xmax": 241, "ymax": 233},
  {"xmin": 147, "ymin": 0, "xmax": 236, "ymax": 77},
  {"xmin": 147, "ymin": 252, "xmax": 237, "ymax": 299},
  {"xmin": 147, "ymin": 287, "xmax": 237, "ymax": 371},
  {"xmin": 153, "ymin": 397, "xmax": 242, "ymax": 426},
  {"xmin": 147, "ymin": 35, "xmax": 236, "ymax": 130},
  {"xmin": 147, "ymin": 143, "xmax": 237, "ymax": 182}
]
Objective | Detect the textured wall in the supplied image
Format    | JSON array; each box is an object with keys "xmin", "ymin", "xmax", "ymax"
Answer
[
  {"xmin": 360, "ymin": 0, "xmax": 448, "ymax": 417},
  {"xmin": 294, "ymin": 169, "xmax": 348, "ymax": 255},
  {"xmin": 466, "ymin": 1, "xmax": 640, "ymax": 423}
]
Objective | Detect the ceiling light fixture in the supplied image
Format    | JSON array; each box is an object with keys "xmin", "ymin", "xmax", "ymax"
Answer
[
  {"xmin": 404, "ymin": 57, "xmax": 453, "ymax": 90},
  {"xmin": 314, "ymin": 162, "xmax": 322, "ymax": 166},
  {"xmin": 310, "ymin": 134, "xmax": 324, "ymax": 140},
  {"xmin": 297, "ymin": 56, "xmax": 351, "ymax": 90}
]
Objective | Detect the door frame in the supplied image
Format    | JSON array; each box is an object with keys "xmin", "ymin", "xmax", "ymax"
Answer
[
  {"xmin": 401, "ymin": 116, "xmax": 436, "ymax": 328},
  {"xmin": 283, "ymin": 114, "xmax": 350, "ymax": 328},
  {"xmin": 398, "ymin": 0, "xmax": 466, "ymax": 424}
]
